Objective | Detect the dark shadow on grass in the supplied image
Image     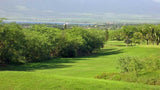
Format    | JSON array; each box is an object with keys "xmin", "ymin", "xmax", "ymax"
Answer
[
  {"xmin": 83, "ymin": 48, "xmax": 124, "ymax": 58},
  {"xmin": 108, "ymin": 44, "xmax": 126, "ymax": 47},
  {"xmin": 115, "ymin": 45, "xmax": 126, "ymax": 47},
  {"xmin": 0, "ymin": 58, "xmax": 83, "ymax": 71},
  {"xmin": 0, "ymin": 48, "xmax": 123, "ymax": 71}
]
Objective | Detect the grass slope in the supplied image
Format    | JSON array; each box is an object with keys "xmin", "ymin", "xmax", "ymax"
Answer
[
  {"xmin": 1, "ymin": 72, "xmax": 160, "ymax": 90},
  {"xmin": 0, "ymin": 41, "xmax": 160, "ymax": 90}
]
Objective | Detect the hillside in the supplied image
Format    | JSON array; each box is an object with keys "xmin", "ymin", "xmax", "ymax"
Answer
[{"xmin": 0, "ymin": 41, "xmax": 160, "ymax": 90}]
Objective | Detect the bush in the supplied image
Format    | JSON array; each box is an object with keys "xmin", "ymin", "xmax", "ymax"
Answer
[
  {"xmin": 72, "ymin": 28, "xmax": 106, "ymax": 55},
  {"xmin": 118, "ymin": 56, "xmax": 160, "ymax": 76},
  {"xmin": 55, "ymin": 30, "xmax": 84, "ymax": 57},
  {"xmin": 109, "ymin": 30, "xmax": 124, "ymax": 41},
  {"xmin": 23, "ymin": 30, "xmax": 51, "ymax": 62},
  {"xmin": 118, "ymin": 56, "xmax": 143, "ymax": 75},
  {"xmin": 96, "ymin": 56, "xmax": 160, "ymax": 85},
  {"xmin": 0, "ymin": 24, "xmax": 107, "ymax": 64},
  {"xmin": 0, "ymin": 23, "xmax": 26, "ymax": 64},
  {"xmin": 142, "ymin": 56, "xmax": 160, "ymax": 73}
]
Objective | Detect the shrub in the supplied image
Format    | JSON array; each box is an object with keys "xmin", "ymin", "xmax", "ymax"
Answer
[
  {"xmin": 23, "ymin": 30, "xmax": 51, "ymax": 62},
  {"xmin": 0, "ymin": 24, "xmax": 107, "ymax": 64},
  {"xmin": 118, "ymin": 56, "xmax": 143, "ymax": 76},
  {"xmin": 72, "ymin": 28, "xmax": 106, "ymax": 55},
  {"xmin": 96, "ymin": 56, "xmax": 160, "ymax": 85},
  {"xmin": 118, "ymin": 56, "xmax": 160, "ymax": 76},
  {"xmin": 0, "ymin": 23, "xmax": 26, "ymax": 64},
  {"xmin": 56, "ymin": 30, "xmax": 84, "ymax": 57}
]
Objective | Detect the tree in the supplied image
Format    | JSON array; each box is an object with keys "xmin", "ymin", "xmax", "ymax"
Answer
[
  {"xmin": 23, "ymin": 30, "xmax": 50, "ymax": 62},
  {"xmin": 0, "ymin": 23, "xmax": 26, "ymax": 64},
  {"xmin": 105, "ymin": 29, "xmax": 109, "ymax": 41},
  {"xmin": 132, "ymin": 32, "xmax": 143, "ymax": 45},
  {"xmin": 109, "ymin": 29, "xmax": 124, "ymax": 41},
  {"xmin": 122, "ymin": 26, "xmax": 137, "ymax": 46},
  {"xmin": 139, "ymin": 25, "xmax": 150, "ymax": 45},
  {"xmin": 154, "ymin": 25, "xmax": 160, "ymax": 45},
  {"xmin": 148, "ymin": 25, "xmax": 156, "ymax": 45},
  {"xmin": 0, "ymin": 23, "xmax": 107, "ymax": 64}
]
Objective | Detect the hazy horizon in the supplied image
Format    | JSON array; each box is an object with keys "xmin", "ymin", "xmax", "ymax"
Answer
[{"xmin": 1, "ymin": 0, "xmax": 160, "ymax": 23}]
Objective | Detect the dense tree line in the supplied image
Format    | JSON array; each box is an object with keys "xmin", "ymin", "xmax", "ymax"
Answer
[
  {"xmin": 109, "ymin": 24, "xmax": 160, "ymax": 46},
  {"xmin": 0, "ymin": 21, "xmax": 107, "ymax": 64}
]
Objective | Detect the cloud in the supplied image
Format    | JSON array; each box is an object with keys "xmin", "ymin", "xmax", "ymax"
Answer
[
  {"xmin": 15, "ymin": 5, "xmax": 29, "ymax": 11},
  {"xmin": 152, "ymin": 0, "xmax": 160, "ymax": 3}
]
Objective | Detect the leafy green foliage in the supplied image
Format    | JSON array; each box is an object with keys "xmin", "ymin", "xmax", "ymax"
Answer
[
  {"xmin": 23, "ymin": 30, "xmax": 50, "ymax": 62},
  {"xmin": 109, "ymin": 29, "xmax": 124, "ymax": 41},
  {"xmin": 0, "ymin": 23, "xmax": 26, "ymax": 64},
  {"xmin": 96, "ymin": 55, "xmax": 160, "ymax": 85},
  {"xmin": 132, "ymin": 32, "xmax": 142, "ymax": 45},
  {"xmin": 1, "ymin": 41, "xmax": 160, "ymax": 89},
  {"xmin": 122, "ymin": 26, "xmax": 138, "ymax": 46},
  {"xmin": 118, "ymin": 56, "xmax": 141, "ymax": 73},
  {"xmin": 118, "ymin": 56, "xmax": 160, "ymax": 77},
  {"xmin": 0, "ymin": 23, "xmax": 107, "ymax": 64},
  {"xmin": 109, "ymin": 24, "xmax": 160, "ymax": 46}
]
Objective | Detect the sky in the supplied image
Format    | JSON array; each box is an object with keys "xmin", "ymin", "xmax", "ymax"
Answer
[{"xmin": 0, "ymin": 0, "xmax": 160, "ymax": 23}]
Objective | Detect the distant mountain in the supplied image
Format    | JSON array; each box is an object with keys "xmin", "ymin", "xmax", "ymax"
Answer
[{"xmin": 1, "ymin": 0, "xmax": 160, "ymax": 23}]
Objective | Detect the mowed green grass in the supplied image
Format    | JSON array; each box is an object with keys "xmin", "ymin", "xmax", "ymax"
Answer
[{"xmin": 0, "ymin": 41, "xmax": 160, "ymax": 90}]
